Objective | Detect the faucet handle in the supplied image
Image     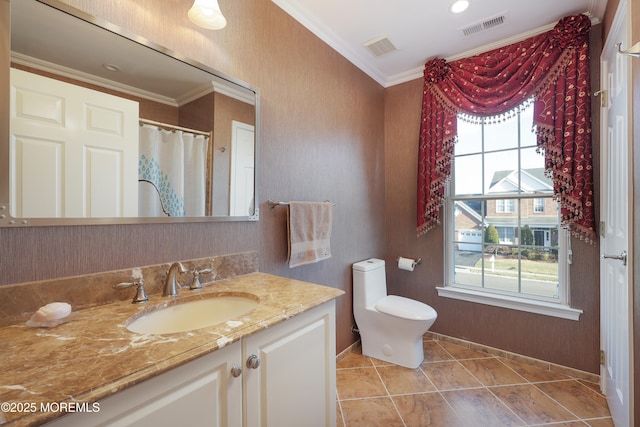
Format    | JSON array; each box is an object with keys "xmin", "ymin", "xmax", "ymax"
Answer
[
  {"xmin": 190, "ymin": 268, "xmax": 214, "ymax": 290},
  {"xmin": 114, "ymin": 279, "xmax": 149, "ymax": 303}
]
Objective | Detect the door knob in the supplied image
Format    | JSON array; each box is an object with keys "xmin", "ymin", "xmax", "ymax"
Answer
[
  {"xmin": 246, "ymin": 354, "xmax": 260, "ymax": 369},
  {"xmin": 603, "ymin": 250, "xmax": 627, "ymax": 266}
]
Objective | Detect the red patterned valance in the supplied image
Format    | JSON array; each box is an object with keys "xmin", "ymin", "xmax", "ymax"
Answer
[{"xmin": 417, "ymin": 14, "xmax": 596, "ymax": 244}]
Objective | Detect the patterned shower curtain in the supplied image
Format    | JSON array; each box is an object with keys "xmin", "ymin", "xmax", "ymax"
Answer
[{"xmin": 138, "ymin": 124, "xmax": 208, "ymax": 216}]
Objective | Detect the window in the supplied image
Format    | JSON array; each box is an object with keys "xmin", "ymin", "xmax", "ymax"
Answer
[
  {"xmin": 533, "ymin": 198, "xmax": 545, "ymax": 213},
  {"xmin": 496, "ymin": 199, "xmax": 515, "ymax": 213},
  {"xmin": 496, "ymin": 227, "xmax": 515, "ymax": 244},
  {"xmin": 439, "ymin": 101, "xmax": 581, "ymax": 320}
]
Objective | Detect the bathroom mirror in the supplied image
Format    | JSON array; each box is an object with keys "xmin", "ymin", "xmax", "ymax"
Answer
[{"xmin": 0, "ymin": 0, "xmax": 259, "ymax": 227}]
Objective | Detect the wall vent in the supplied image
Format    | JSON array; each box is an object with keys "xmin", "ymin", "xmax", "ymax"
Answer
[
  {"xmin": 363, "ymin": 36, "xmax": 397, "ymax": 57},
  {"xmin": 462, "ymin": 23, "xmax": 484, "ymax": 37},
  {"xmin": 460, "ymin": 13, "xmax": 507, "ymax": 37}
]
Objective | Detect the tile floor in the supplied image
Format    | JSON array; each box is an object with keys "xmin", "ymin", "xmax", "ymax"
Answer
[{"xmin": 336, "ymin": 339, "xmax": 613, "ymax": 427}]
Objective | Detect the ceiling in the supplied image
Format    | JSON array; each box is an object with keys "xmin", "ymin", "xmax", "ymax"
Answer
[{"xmin": 271, "ymin": 0, "xmax": 608, "ymax": 87}]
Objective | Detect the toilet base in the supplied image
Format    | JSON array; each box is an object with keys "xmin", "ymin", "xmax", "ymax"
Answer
[{"xmin": 360, "ymin": 335, "xmax": 424, "ymax": 369}]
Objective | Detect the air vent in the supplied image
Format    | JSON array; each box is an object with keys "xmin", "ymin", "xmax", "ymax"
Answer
[
  {"xmin": 483, "ymin": 15, "xmax": 505, "ymax": 29},
  {"xmin": 363, "ymin": 36, "xmax": 397, "ymax": 57},
  {"xmin": 462, "ymin": 23, "xmax": 484, "ymax": 37},
  {"xmin": 460, "ymin": 13, "xmax": 507, "ymax": 37}
]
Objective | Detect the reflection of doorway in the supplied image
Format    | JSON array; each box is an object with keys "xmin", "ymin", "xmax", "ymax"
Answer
[
  {"xmin": 229, "ymin": 120, "xmax": 255, "ymax": 216},
  {"xmin": 10, "ymin": 68, "xmax": 139, "ymax": 218}
]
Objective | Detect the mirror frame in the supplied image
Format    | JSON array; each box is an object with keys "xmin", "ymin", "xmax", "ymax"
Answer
[{"xmin": 0, "ymin": 0, "xmax": 260, "ymax": 227}]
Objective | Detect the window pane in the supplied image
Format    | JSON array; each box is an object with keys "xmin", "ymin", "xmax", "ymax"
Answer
[
  {"xmin": 455, "ymin": 154, "xmax": 483, "ymax": 196},
  {"xmin": 453, "ymin": 243, "xmax": 483, "ymax": 288},
  {"xmin": 484, "ymin": 150, "xmax": 519, "ymax": 194},
  {"xmin": 483, "ymin": 245, "xmax": 519, "ymax": 294},
  {"xmin": 453, "ymin": 201, "xmax": 483, "ymax": 236},
  {"xmin": 484, "ymin": 113, "xmax": 519, "ymax": 152},
  {"xmin": 520, "ymin": 104, "xmax": 536, "ymax": 148},
  {"xmin": 456, "ymin": 119, "xmax": 482, "ymax": 155},
  {"xmin": 518, "ymin": 244, "xmax": 559, "ymax": 299},
  {"xmin": 453, "ymin": 198, "xmax": 484, "ymax": 289},
  {"xmin": 520, "ymin": 147, "xmax": 551, "ymax": 183}
]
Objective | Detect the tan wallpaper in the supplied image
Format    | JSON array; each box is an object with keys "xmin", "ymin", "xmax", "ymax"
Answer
[{"xmin": 1, "ymin": 0, "xmax": 386, "ymax": 353}]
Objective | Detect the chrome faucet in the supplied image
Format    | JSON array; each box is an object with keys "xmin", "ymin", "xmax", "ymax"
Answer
[{"xmin": 164, "ymin": 262, "xmax": 187, "ymax": 297}]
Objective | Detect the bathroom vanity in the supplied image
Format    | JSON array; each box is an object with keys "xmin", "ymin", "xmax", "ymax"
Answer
[{"xmin": 0, "ymin": 271, "xmax": 343, "ymax": 427}]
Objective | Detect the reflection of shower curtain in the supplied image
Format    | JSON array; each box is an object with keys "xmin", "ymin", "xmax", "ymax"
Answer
[{"xmin": 138, "ymin": 124, "xmax": 207, "ymax": 216}]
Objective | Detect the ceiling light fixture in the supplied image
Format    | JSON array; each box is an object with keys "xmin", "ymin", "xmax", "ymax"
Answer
[
  {"xmin": 188, "ymin": 0, "xmax": 227, "ymax": 30},
  {"xmin": 102, "ymin": 63, "xmax": 121, "ymax": 72},
  {"xmin": 450, "ymin": 0, "xmax": 470, "ymax": 14}
]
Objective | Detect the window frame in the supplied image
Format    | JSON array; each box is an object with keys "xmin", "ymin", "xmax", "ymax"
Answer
[{"xmin": 436, "ymin": 107, "xmax": 582, "ymax": 321}]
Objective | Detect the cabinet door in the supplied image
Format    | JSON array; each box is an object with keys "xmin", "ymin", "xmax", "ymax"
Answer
[
  {"xmin": 243, "ymin": 301, "xmax": 336, "ymax": 427},
  {"xmin": 45, "ymin": 341, "xmax": 242, "ymax": 427}
]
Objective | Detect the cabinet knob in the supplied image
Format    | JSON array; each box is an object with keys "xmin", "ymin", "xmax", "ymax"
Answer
[
  {"xmin": 231, "ymin": 366, "xmax": 243, "ymax": 377},
  {"xmin": 246, "ymin": 354, "xmax": 260, "ymax": 369}
]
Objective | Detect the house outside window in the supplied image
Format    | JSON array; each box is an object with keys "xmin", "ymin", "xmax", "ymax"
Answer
[{"xmin": 441, "ymin": 101, "xmax": 575, "ymax": 319}]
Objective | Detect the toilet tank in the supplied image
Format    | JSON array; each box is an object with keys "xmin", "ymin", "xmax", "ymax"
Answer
[{"xmin": 353, "ymin": 258, "xmax": 387, "ymax": 308}]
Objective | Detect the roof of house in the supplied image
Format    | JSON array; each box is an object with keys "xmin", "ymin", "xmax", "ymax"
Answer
[{"xmin": 488, "ymin": 168, "xmax": 552, "ymax": 194}]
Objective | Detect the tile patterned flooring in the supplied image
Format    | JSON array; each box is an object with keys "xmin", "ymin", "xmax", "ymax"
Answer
[{"xmin": 336, "ymin": 339, "xmax": 613, "ymax": 427}]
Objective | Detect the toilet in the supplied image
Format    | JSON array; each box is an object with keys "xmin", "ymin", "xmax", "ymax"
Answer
[{"xmin": 353, "ymin": 258, "xmax": 437, "ymax": 369}]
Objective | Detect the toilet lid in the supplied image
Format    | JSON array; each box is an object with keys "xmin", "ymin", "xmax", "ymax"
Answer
[{"xmin": 375, "ymin": 295, "xmax": 437, "ymax": 320}]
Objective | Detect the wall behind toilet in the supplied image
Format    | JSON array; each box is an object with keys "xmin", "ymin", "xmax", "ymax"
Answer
[{"xmin": 382, "ymin": 28, "xmax": 603, "ymax": 374}]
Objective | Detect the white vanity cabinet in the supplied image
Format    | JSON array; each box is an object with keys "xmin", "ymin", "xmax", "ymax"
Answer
[
  {"xmin": 243, "ymin": 301, "xmax": 336, "ymax": 427},
  {"xmin": 44, "ymin": 300, "xmax": 336, "ymax": 427},
  {"xmin": 45, "ymin": 340, "xmax": 242, "ymax": 427}
]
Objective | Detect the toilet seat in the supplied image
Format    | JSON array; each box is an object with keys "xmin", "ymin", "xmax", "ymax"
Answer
[{"xmin": 374, "ymin": 295, "xmax": 436, "ymax": 321}]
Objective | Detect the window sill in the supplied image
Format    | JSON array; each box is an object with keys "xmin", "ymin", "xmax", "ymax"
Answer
[{"xmin": 436, "ymin": 286, "xmax": 582, "ymax": 321}]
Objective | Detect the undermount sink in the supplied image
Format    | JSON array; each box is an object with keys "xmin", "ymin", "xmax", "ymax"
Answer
[{"xmin": 126, "ymin": 295, "xmax": 259, "ymax": 335}]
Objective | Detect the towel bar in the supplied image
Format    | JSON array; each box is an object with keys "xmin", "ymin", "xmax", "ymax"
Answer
[{"xmin": 268, "ymin": 199, "xmax": 335, "ymax": 208}]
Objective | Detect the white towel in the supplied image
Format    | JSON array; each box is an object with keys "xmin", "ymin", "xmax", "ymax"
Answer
[{"xmin": 287, "ymin": 201, "xmax": 333, "ymax": 268}]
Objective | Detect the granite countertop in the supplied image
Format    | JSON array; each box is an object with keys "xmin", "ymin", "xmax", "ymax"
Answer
[{"xmin": 0, "ymin": 272, "xmax": 344, "ymax": 427}]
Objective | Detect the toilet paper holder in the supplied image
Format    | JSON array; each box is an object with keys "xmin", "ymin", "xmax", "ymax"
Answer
[{"xmin": 396, "ymin": 257, "xmax": 422, "ymax": 265}]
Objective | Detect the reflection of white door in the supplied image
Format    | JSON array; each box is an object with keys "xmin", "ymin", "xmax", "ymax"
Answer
[
  {"xmin": 600, "ymin": 1, "xmax": 633, "ymax": 425},
  {"xmin": 10, "ymin": 68, "xmax": 139, "ymax": 218},
  {"xmin": 229, "ymin": 120, "xmax": 255, "ymax": 216}
]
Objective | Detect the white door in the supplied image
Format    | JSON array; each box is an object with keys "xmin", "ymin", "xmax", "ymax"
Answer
[
  {"xmin": 229, "ymin": 120, "xmax": 255, "ymax": 216},
  {"xmin": 600, "ymin": 1, "xmax": 633, "ymax": 425},
  {"xmin": 10, "ymin": 68, "xmax": 139, "ymax": 218}
]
